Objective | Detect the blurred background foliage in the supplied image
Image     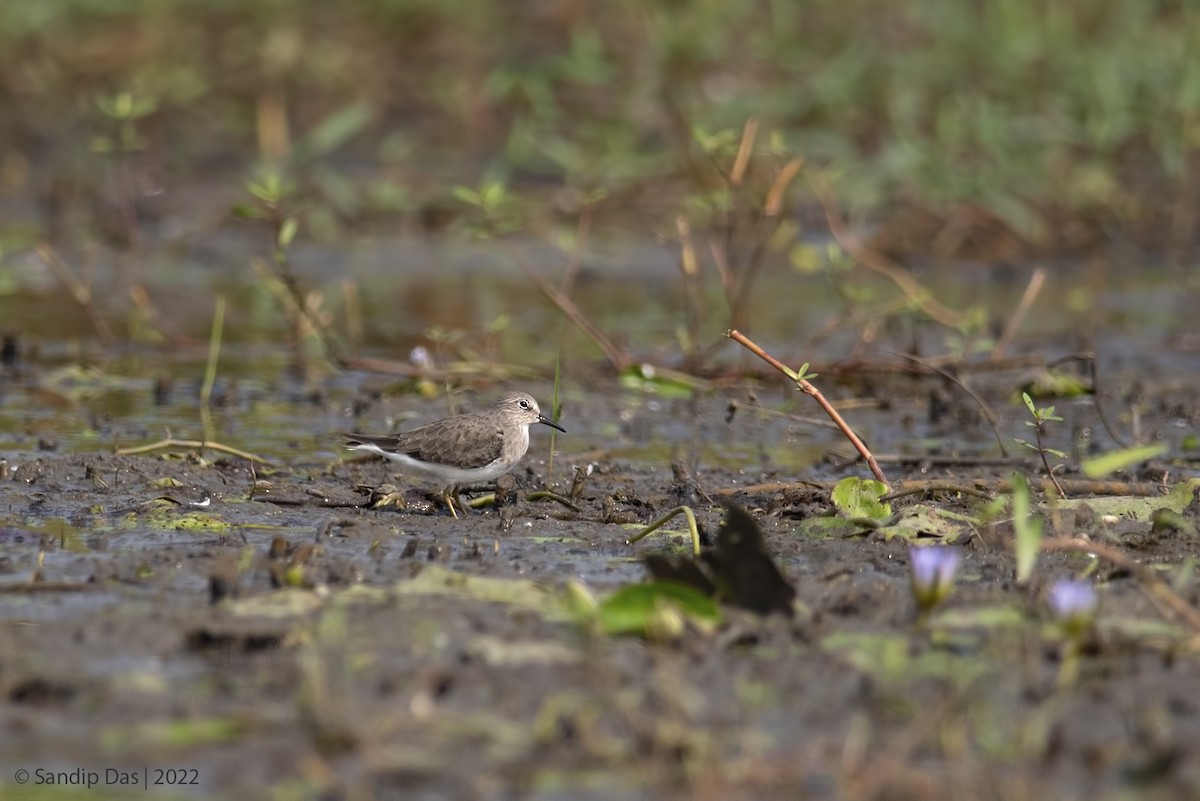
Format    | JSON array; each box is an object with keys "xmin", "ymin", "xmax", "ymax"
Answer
[{"xmin": 2, "ymin": 0, "xmax": 1199, "ymax": 258}]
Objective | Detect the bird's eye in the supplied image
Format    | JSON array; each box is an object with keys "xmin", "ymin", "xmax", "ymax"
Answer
[{"xmin": 518, "ymin": 399, "xmax": 530, "ymax": 409}]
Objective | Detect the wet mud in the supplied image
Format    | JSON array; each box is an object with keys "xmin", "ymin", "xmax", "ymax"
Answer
[{"xmin": 2, "ymin": 381, "xmax": 1199, "ymax": 800}]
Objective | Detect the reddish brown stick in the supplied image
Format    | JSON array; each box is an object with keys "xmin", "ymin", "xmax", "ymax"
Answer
[{"xmin": 726, "ymin": 329, "xmax": 890, "ymax": 487}]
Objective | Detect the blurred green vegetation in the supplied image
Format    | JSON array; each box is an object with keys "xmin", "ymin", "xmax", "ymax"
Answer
[{"xmin": 2, "ymin": 0, "xmax": 1199, "ymax": 256}]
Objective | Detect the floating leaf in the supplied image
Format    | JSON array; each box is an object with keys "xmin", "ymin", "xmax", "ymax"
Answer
[
  {"xmin": 831, "ymin": 477, "xmax": 892, "ymax": 523},
  {"xmin": 795, "ymin": 515, "xmax": 863, "ymax": 538},
  {"xmin": 169, "ymin": 513, "xmax": 231, "ymax": 532},
  {"xmin": 876, "ymin": 505, "xmax": 966, "ymax": 542}
]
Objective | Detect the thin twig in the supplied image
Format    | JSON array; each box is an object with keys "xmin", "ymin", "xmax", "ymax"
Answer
[
  {"xmin": 342, "ymin": 278, "xmax": 362, "ymax": 350},
  {"xmin": 887, "ymin": 351, "xmax": 1008, "ymax": 456},
  {"xmin": 628, "ymin": 506, "xmax": 701, "ymax": 557},
  {"xmin": 763, "ymin": 157, "xmax": 805, "ymax": 219},
  {"xmin": 729, "ymin": 157, "xmax": 804, "ymax": 331},
  {"xmin": 708, "ymin": 237, "xmax": 736, "ymax": 299},
  {"xmin": 268, "ymin": 257, "xmax": 345, "ymax": 368},
  {"xmin": 726, "ymin": 329, "xmax": 890, "ymax": 487},
  {"xmin": 812, "ymin": 181, "xmax": 965, "ymax": 329},
  {"xmin": 500, "ymin": 241, "xmax": 630, "ymax": 372},
  {"xmin": 1083, "ymin": 354, "xmax": 1129, "ymax": 448},
  {"xmin": 1033, "ymin": 424, "xmax": 1067, "ymax": 497},
  {"xmin": 559, "ymin": 206, "xmax": 592, "ymax": 298},
  {"xmin": 523, "ymin": 490, "xmax": 583, "ymax": 513},
  {"xmin": 200, "ymin": 296, "xmax": 225, "ymax": 444},
  {"xmin": 36, "ymin": 244, "xmax": 116, "ymax": 344},
  {"xmin": 992, "ymin": 267, "xmax": 1046, "ymax": 359},
  {"xmin": 729, "ymin": 118, "xmax": 758, "ymax": 188},
  {"xmin": 116, "ymin": 438, "xmax": 270, "ymax": 463},
  {"xmin": 880, "ymin": 483, "xmax": 996, "ymax": 502},
  {"xmin": 676, "ymin": 215, "xmax": 703, "ymax": 367},
  {"xmin": 872, "ymin": 454, "xmax": 1019, "ymax": 467}
]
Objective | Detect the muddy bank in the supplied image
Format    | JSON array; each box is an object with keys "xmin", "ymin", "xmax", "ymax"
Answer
[{"xmin": 0, "ymin": 373, "xmax": 1198, "ymax": 800}]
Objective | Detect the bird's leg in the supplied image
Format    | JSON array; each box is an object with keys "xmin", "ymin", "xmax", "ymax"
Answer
[
  {"xmin": 440, "ymin": 485, "xmax": 475, "ymax": 517},
  {"xmin": 440, "ymin": 486, "xmax": 460, "ymax": 519},
  {"xmin": 454, "ymin": 485, "xmax": 475, "ymax": 515}
]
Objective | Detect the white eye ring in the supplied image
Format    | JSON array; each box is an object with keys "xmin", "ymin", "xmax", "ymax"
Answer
[{"xmin": 518, "ymin": 399, "xmax": 531, "ymax": 409}]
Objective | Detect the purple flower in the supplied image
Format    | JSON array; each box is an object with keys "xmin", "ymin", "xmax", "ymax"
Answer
[
  {"xmin": 909, "ymin": 546, "xmax": 960, "ymax": 612},
  {"xmin": 1048, "ymin": 579, "xmax": 1097, "ymax": 636}
]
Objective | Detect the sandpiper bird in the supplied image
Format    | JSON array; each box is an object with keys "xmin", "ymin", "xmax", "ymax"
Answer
[{"xmin": 344, "ymin": 391, "xmax": 565, "ymax": 517}]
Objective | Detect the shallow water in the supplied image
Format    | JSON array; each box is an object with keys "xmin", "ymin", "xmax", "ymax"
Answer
[
  {"xmin": 1, "ymin": 237, "xmax": 1198, "ymax": 800},
  {"xmin": 2, "ymin": 236, "xmax": 1196, "ymax": 464}
]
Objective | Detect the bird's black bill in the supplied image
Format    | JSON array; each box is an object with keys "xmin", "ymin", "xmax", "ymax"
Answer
[{"xmin": 538, "ymin": 415, "xmax": 566, "ymax": 433}]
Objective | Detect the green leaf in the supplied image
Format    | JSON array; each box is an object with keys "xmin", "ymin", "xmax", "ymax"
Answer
[
  {"xmin": 793, "ymin": 362, "xmax": 818, "ymax": 381},
  {"xmin": 452, "ymin": 186, "xmax": 482, "ymax": 206},
  {"xmin": 789, "ymin": 242, "xmax": 825, "ymax": 274},
  {"xmin": 1020, "ymin": 371, "xmax": 1090, "ymax": 400},
  {"xmin": 480, "ymin": 181, "xmax": 508, "ymax": 210},
  {"xmin": 617, "ymin": 364, "xmax": 700, "ymax": 398},
  {"xmin": 1081, "ymin": 443, "xmax": 1169, "ymax": 479},
  {"xmin": 876, "ymin": 505, "xmax": 966, "ymax": 542},
  {"xmin": 294, "ymin": 101, "xmax": 375, "ymax": 161},
  {"xmin": 831, "ymin": 477, "xmax": 892, "ymax": 522},
  {"xmin": 231, "ymin": 203, "xmax": 267, "ymax": 220},
  {"xmin": 1012, "ymin": 472, "xmax": 1042, "ymax": 584},
  {"xmin": 1151, "ymin": 508, "xmax": 1196, "ymax": 536},
  {"xmin": 593, "ymin": 581, "xmax": 721, "ymax": 638},
  {"xmin": 277, "ymin": 216, "xmax": 299, "ymax": 251},
  {"xmin": 170, "ymin": 513, "xmax": 231, "ymax": 532},
  {"xmin": 795, "ymin": 515, "xmax": 864, "ymax": 539},
  {"xmin": 248, "ymin": 172, "xmax": 283, "ymax": 204}
]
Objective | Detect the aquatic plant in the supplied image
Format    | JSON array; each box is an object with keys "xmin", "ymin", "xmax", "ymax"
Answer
[
  {"xmin": 1048, "ymin": 579, "xmax": 1098, "ymax": 640},
  {"xmin": 1047, "ymin": 578, "xmax": 1098, "ymax": 689},
  {"xmin": 908, "ymin": 545, "xmax": 960, "ymax": 614},
  {"xmin": 1016, "ymin": 392, "xmax": 1067, "ymax": 497},
  {"xmin": 1010, "ymin": 471, "xmax": 1044, "ymax": 585}
]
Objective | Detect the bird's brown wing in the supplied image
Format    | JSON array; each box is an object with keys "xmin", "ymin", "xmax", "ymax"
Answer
[
  {"xmin": 348, "ymin": 413, "xmax": 505, "ymax": 469},
  {"xmin": 344, "ymin": 433, "xmax": 404, "ymax": 450}
]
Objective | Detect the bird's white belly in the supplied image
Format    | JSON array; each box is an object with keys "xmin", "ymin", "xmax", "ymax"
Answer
[{"xmin": 348, "ymin": 444, "xmax": 515, "ymax": 484}]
